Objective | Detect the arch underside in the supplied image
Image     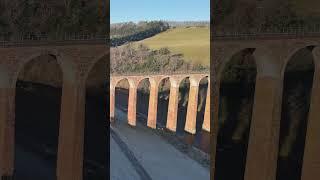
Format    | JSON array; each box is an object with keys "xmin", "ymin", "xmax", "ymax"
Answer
[
  {"xmin": 14, "ymin": 54, "xmax": 63, "ymax": 179},
  {"xmin": 277, "ymin": 47, "xmax": 315, "ymax": 180},
  {"xmin": 215, "ymin": 48, "xmax": 257, "ymax": 180},
  {"xmin": 214, "ymin": 44, "xmax": 319, "ymax": 180}
]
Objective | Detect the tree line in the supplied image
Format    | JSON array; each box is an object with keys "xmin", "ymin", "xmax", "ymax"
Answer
[
  {"xmin": 111, "ymin": 43, "xmax": 208, "ymax": 75},
  {"xmin": 213, "ymin": 0, "xmax": 320, "ymax": 32},
  {"xmin": 0, "ymin": 0, "xmax": 108, "ymax": 39},
  {"xmin": 110, "ymin": 21, "xmax": 169, "ymax": 47}
]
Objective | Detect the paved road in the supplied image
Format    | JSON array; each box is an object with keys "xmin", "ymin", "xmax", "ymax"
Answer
[
  {"xmin": 110, "ymin": 133, "xmax": 141, "ymax": 180},
  {"xmin": 111, "ymin": 108, "xmax": 209, "ymax": 180}
]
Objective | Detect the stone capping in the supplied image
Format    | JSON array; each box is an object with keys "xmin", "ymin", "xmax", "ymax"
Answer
[
  {"xmin": 0, "ymin": 39, "xmax": 108, "ymax": 48},
  {"xmin": 213, "ymin": 33, "xmax": 320, "ymax": 41},
  {"xmin": 213, "ymin": 25, "xmax": 320, "ymax": 39},
  {"xmin": 0, "ymin": 33, "xmax": 109, "ymax": 48},
  {"xmin": 110, "ymin": 71, "xmax": 210, "ymax": 77}
]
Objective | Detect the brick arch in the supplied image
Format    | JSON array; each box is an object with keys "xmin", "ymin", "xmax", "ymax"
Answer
[
  {"xmin": 177, "ymin": 75, "xmax": 191, "ymax": 87},
  {"xmin": 190, "ymin": 75, "xmax": 209, "ymax": 87},
  {"xmin": 156, "ymin": 76, "xmax": 170, "ymax": 89},
  {"xmin": 280, "ymin": 44, "xmax": 319, "ymax": 78},
  {"xmin": 12, "ymin": 49, "xmax": 76, "ymax": 86},
  {"xmin": 158, "ymin": 76, "xmax": 170, "ymax": 84},
  {"xmin": 276, "ymin": 44, "xmax": 318, "ymax": 180},
  {"xmin": 199, "ymin": 75, "xmax": 209, "ymax": 82},
  {"xmin": 136, "ymin": 77, "xmax": 151, "ymax": 88},
  {"xmin": 114, "ymin": 77, "xmax": 134, "ymax": 89},
  {"xmin": 83, "ymin": 50, "xmax": 109, "ymax": 84},
  {"xmin": 217, "ymin": 47, "xmax": 257, "ymax": 82}
]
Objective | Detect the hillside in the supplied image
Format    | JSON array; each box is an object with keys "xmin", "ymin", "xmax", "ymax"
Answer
[
  {"xmin": 0, "ymin": 0, "xmax": 108, "ymax": 37},
  {"xmin": 213, "ymin": 0, "xmax": 320, "ymax": 32},
  {"xmin": 134, "ymin": 27, "xmax": 210, "ymax": 66},
  {"xmin": 110, "ymin": 21, "xmax": 169, "ymax": 46},
  {"xmin": 111, "ymin": 43, "xmax": 207, "ymax": 75}
]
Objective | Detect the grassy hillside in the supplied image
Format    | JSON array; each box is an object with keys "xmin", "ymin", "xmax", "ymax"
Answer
[{"xmin": 134, "ymin": 27, "xmax": 210, "ymax": 66}]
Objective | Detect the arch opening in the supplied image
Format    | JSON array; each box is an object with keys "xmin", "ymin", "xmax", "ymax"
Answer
[
  {"xmin": 175, "ymin": 77, "xmax": 201, "ymax": 147},
  {"xmin": 276, "ymin": 47, "xmax": 315, "ymax": 180},
  {"xmin": 83, "ymin": 57, "xmax": 108, "ymax": 179},
  {"xmin": 14, "ymin": 54, "xmax": 62, "ymax": 180},
  {"xmin": 157, "ymin": 77, "xmax": 171, "ymax": 129},
  {"xmin": 194, "ymin": 76, "xmax": 209, "ymax": 153},
  {"xmin": 136, "ymin": 78, "xmax": 150, "ymax": 126},
  {"xmin": 176, "ymin": 77, "xmax": 190, "ymax": 136},
  {"xmin": 215, "ymin": 48, "xmax": 257, "ymax": 180},
  {"xmin": 115, "ymin": 79, "xmax": 130, "ymax": 123}
]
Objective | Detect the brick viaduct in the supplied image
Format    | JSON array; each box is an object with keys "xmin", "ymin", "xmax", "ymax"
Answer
[
  {"xmin": 0, "ymin": 39, "xmax": 210, "ymax": 179},
  {"xmin": 110, "ymin": 73, "xmax": 210, "ymax": 134},
  {"xmin": 1, "ymin": 33, "xmax": 320, "ymax": 180},
  {"xmin": 0, "ymin": 40, "xmax": 108, "ymax": 180},
  {"xmin": 212, "ymin": 34, "xmax": 320, "ymax": 180}
]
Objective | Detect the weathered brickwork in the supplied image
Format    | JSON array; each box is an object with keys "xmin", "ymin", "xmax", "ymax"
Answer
[
  {"xmin": 0, "ymin": 43, "xmax": 108, "ymax": 180},
  {"xmin": 212, "ymin": 36, "xmax": 320, "ymax": 180},
  {"xmin": 110, "ymin": 74, "xmax": 210, "ymax": 134}
]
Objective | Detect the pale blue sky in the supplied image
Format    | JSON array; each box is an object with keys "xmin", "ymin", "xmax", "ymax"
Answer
[{"xmin": 110, "ymin": 0, "xmax": 210, "ymax": 23}]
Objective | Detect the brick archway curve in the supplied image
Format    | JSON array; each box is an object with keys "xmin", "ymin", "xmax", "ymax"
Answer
[
  {"xmin": 83, "ymin": 50, "xmax": 109, "ymax": 84},
  {"xmin": 217, "ymin": 48, "xmax": 257, "ymax": 82},
  {"xmin": 12, "ymin": 49, "xmax": 77, "ymax": 87},
  {"xmin": 280, "ymin": 44, "xmax": 320, "ymax": 79}
]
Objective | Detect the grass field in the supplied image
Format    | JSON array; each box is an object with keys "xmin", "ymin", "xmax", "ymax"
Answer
[{"xmin": 134, "ymin": 26, "xmax": 210, "ymax": 66}]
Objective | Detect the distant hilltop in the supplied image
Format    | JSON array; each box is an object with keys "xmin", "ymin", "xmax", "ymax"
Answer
[
  {"xmin": 110, "ymin": 20, "xmax": 209, "ymax": 47},
  {"xmin": 166, "ymin": 21, "xmax": 209, "ymax": 28},
  {"xmin": 110, "ymin": 21, "xmax": 170, "ymax": 46},
  {"xmin": 111, "ymin": 20, "xmax": 209, "ymax": 28}
]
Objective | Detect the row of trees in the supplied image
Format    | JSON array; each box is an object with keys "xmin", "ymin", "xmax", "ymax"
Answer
[
  {"xmin": 110, "ymin": 21, "xmax": 169, "ymax": 47},
  {"xmin": 167, "ymin": 21, "xmax": 209, "ymax": 28},
  {"xmin": 0, "ymin": 0, "xmax": 108, "ymax": 38},
  {"xmin": 110, "ymin": 21, "xmax": 210, "ymax": 46},
  {"xmin": 213, "ymin": 0, "xmax": 320, "ymax": 33},
  {"xmin": 111, "ymin": 43, "xmax": 208, "ymax": 75},
  {"xmin": 110, "ymin": 21, "xmax": 169, "ymax": 37}
]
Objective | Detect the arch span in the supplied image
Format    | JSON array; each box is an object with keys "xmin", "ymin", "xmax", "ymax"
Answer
[
  {"xmin": 14, "ymin": 53, "xmax": 63, "ymax": 179},
  {"xmin": 215, "ymin": 48, "xmax": 257, "ymax": 180},
  {"xmin": 277, "ymin": 47, "xmax": 315, "ymax": 180}
]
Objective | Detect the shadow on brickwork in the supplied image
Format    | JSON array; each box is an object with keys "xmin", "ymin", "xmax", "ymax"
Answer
[
  {"xmin": 215, "ymin": 48, "xmax": 256, "ymax": 180},
  {"xmin": 277, "ymin": 47, "xmax": 315, "ymax": 180}
]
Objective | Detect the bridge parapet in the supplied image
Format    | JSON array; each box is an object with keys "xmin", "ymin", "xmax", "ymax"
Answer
[
  {"xmin": 0, "ymin": 33, "xmax": 108, "ymax": 48},
  {"xmin": 110, "ymin": 70, "xmax": 210, "ymax": 77},
  {"xmin": 213, "ymin": 25, "xmax": 320, "ymax": 40}
]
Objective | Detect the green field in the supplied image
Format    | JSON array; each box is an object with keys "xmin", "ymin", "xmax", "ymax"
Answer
[{"xmin": 135, "ymin": 27, "xmax": 210, "ymax": 66}]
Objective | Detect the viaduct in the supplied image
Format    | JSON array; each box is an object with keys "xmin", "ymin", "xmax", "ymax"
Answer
[
  {"xmin": 110, "ymin": 73, "xmax": 210, "ymax": 134},
  {"xmin": 212, "ymin": 33, "xmax": 320, "ymax": 180},
  {"xmin": 0, "ymin": 38, "xmax": 108, "ymax": 180},
  {"xmin": 0, "ymin": 37, "xmax": 210, "ymax": 180},
  {"xmin": 2, "ymin": 32, "xmax": 320, "ymax": 180}
]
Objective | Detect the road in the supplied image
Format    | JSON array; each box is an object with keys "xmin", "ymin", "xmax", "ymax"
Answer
[{"xmin": 110, "ymin": 108, "xmax": 209, "ymax": 180}]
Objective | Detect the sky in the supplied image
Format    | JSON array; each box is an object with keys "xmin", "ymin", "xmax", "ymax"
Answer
[{"xmin": 110, "ymin": 0, "xmax": 210, "ymax": 24}]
